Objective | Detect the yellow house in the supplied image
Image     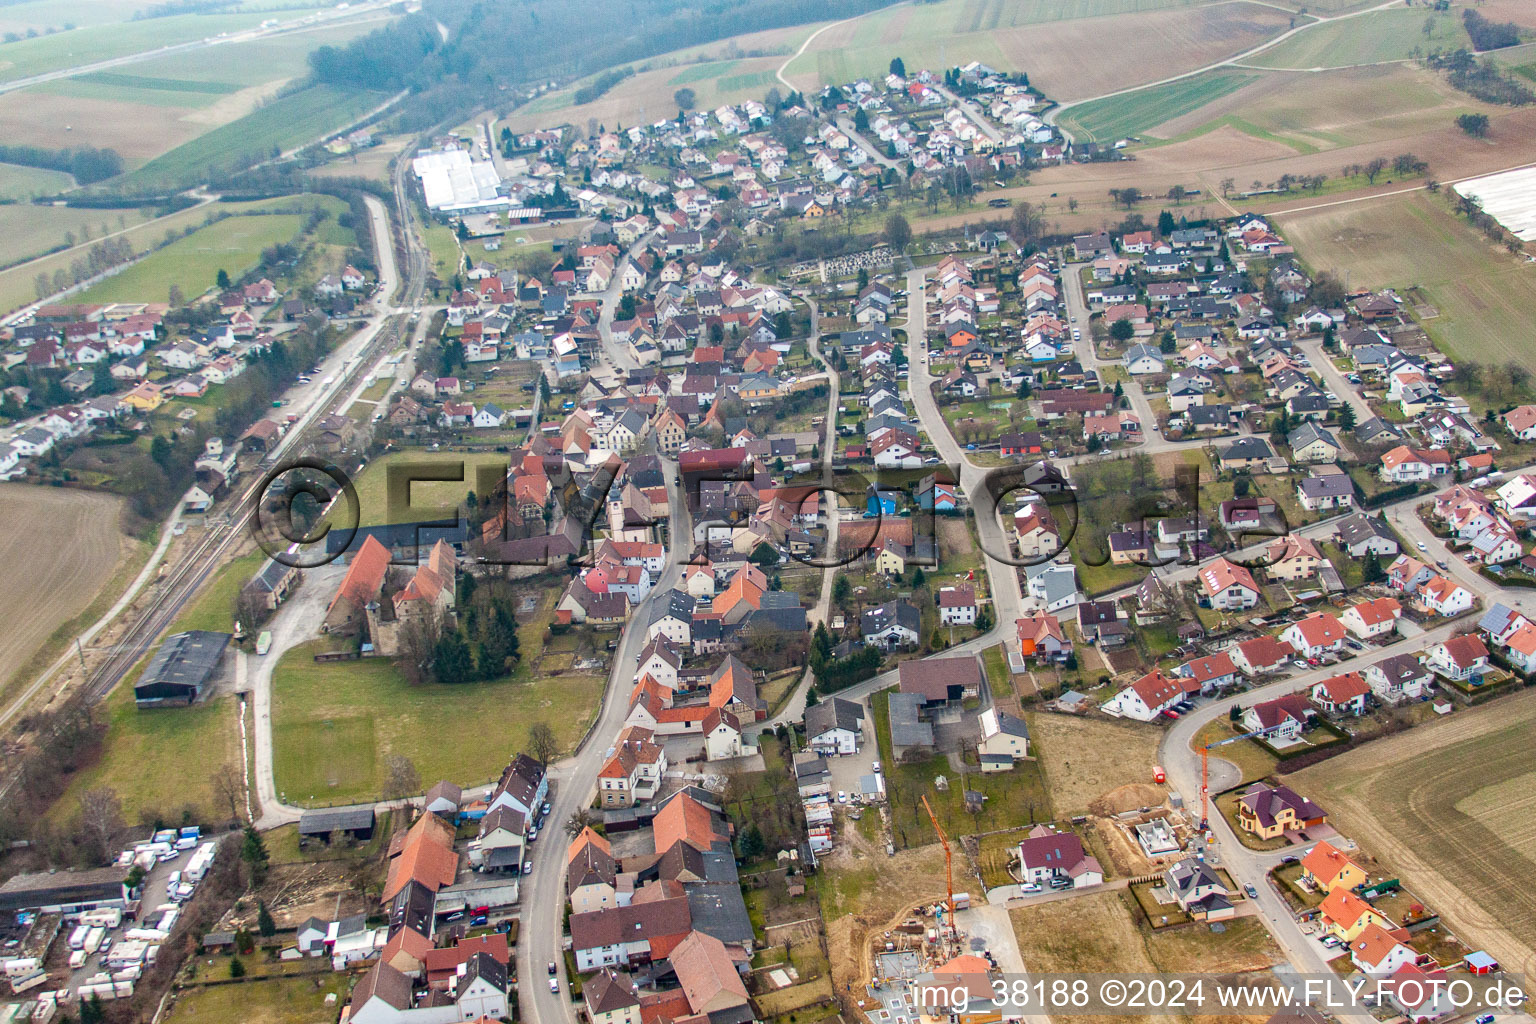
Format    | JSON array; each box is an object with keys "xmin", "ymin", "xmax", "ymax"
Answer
[
  {"xmin": 118, "ymin": 380, "xmax": 166, "ymax": 412},
  {"xmin": 1300, "ymin": 840, "xmax": 1366, "ymax": 894},
  {"xmin": 1319, "ymin": 888, "xmax": 1392, "ymax": 942},
  {"xmin": 653, "ymin": 409, "xmax": 686, "ymax": 454},
  {"xmin": 875, "ymin": 537, "xmax": 907, "ymax": 577}
]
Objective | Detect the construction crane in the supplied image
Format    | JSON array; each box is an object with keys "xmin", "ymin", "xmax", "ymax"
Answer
[
  {"xmin": 1199, "ymin": 725, "xmax": 1280, "ymax": 830},
  {"xmin": 920, "ymin": 795, "xmax": 954, "ymax": 926}
]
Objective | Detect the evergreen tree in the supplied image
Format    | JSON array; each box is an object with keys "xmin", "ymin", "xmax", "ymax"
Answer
[
  {"xmin": 257, "ymin": 901, "xmax": 276, "ymax": 937},
  {"xmin": 241, "ymin": 824, "xmax": 269, "ymax": 883},
  {"xmin": 434, "ymin": 632, "xmax": 475, "ymax": 684}
]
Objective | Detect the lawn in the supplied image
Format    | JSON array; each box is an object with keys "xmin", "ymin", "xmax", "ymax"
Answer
[
  {"xmin": 112, "ymin": 83, "xmax": 383, "ymax": 192},
  {"xmin": 76, "ymin": 211, "xmax": 304, "ymax": 304},
  {"xmin": 341, "ymin": 450, "xmax": 518, "ymax": 528},
  {"xmin": 54, "ymin": 674, "xmax": 241, "ymax": 827},
  {"xmin": 0, "ymin": 202, "xmax": 154, "ymax": 270},
  {"xmin": 271, "ymin": 638, "xmax": 603, "ymax": 806},
  {"xmin": 872, "ymin": 687, "xmax": 1053, "ymax": 849},
  {"xmin": 167, "ymin": 974, "xmax": 352, "ymax": 1024},
  {"xmin": 173, "ymin": 550, "xmax": 266, "ymax": 635},
  {"xmin": 1192, "ymin": 719, "xmax": 1279, "ymax": 788},
  {"xmin": 1278, "ymin": 191, "xmax": 1536, "ymax": 377},
  {"xmin": 1057, "ymin": 71, "xmax": 1258, "ymax": 144}
]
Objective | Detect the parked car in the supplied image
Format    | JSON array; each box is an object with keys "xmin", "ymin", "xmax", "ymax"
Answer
[
  {"xmin": 548, "ymin": 962, "xmax": 557, "ymax": 976},
  {"xmin": 549, "ymin": 978, "xmax": 560, "ymax": 994},
  {"xmin": 837, "ymin": 791, "xmax": 848, "ymax": 804},
  {"xmin": 871, "ymin": 762, "xmax": 881, "ymax": 774},
  {"xmin": 1291, "ymin": 659, "xmax": 1307, "ymax": 669},
  {"xmin": 1245, "ymin": 884, "xmax": 1259, "ymax": 899},
  {"xmin": 1020, "ymin": 883, "xmax": 1041, "ymax": 893},
  {"xmin": 1417, "ymin": 541, "xmax": 1427, "ymax": 551}
]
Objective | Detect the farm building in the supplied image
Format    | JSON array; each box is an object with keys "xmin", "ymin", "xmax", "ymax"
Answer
[
  {"xmin": 133, "ymin": 630, "xmax": 232, "ymax": 707},
  {"xmin": 299, "ymin": 807, "xmax": 378, "ymax": 847}
]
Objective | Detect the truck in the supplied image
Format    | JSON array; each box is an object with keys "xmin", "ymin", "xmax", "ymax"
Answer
[{"xmin": 256, "ymin": 631, "xmax": 272, "ymax": 656}]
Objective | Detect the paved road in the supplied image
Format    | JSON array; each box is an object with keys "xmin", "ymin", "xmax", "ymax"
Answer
[
  {"xmin": 904, "ymin": 266, "xmax": 1027, "ymax": 632},
  {"xmin": 1292, "ymin": 335, "xmax": 1372, "ymax": 427}
]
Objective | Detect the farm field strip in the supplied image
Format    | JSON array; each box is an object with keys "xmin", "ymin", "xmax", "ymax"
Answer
[{"xmin": 1292, "ymin": 689, "xmax": 1536, "ymax": 976}]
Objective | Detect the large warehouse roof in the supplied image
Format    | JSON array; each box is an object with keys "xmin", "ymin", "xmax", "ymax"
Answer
[
  {"xmin": 1454, "ymin": 166, "xmax": 1536, "ymax": 241},
  {"xmin": 412, "ymin": 148, "xmax": 502, "ymax": 211}
]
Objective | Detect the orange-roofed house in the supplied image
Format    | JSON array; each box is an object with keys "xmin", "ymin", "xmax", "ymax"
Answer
[
  {"xmin": 669, "ymin": 930, "xmax": 750, "ymax": 1017},
  {"xmin": 1301, "ymin": 840, "xmax": 1366, "ymax": 894},
  {"xmin": 1348, "ymin": 922, "xmax": 1418, "ymax": 977},
  {"xmin": 382, "ymin": 812, "xmax": 459, "ymax": 902},
  {"xmin": 1102, "ymin": 669, "xmax": 1199, "ymax": 722},
  {"xmin": 1320, "ymin": 888, "xmax": 1393, "ymax": 942},
  {"xmin": 324, "ymin": 534, "xmax": 392, "ymax": 634},
  {"xmin": 653, "ymin": 791, "xmax": 730, "ymax": 856},
  {"xmin": 1342, "ymin": 597, "xmax": 1401, "ymax": 640},
  {"xmin": 1280, "ymin": 612, "xmax": 1348, "ymax": 659},
  {"xmin": 1310, "ymin": 672, "xmax": 1371, "ymax": 716}
]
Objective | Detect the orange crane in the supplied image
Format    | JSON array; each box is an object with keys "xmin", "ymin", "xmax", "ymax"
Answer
[
  {"xmin": 920, "ymin": 795, "xmax": 954, "ymax": 924},
  {"xmin": 1199, "ymin": 725, "xmax": 1280, "ymax": 829}
]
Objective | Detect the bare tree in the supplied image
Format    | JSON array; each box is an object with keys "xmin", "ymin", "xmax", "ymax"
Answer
[
  {"xmin": 565, "ymin": 807, "xmax": 598, "ymax": 838},
  {"xmin": 528, "ymin": 721, "xmax": 559, "ymax": 766},
  {"xmin": 383, "ymin": 754, "xmax": 421, "ymax": 805},
  {"xmin": 77, "ymin": 787, "xmax": 123, "ymax": 864},
  {"xmin": 397, "ymin": 610, "xmax": 443, "ymax": 686},
  {"xmin": 210, "ymin": 763, "xmax": 246, "ymax": 826}
]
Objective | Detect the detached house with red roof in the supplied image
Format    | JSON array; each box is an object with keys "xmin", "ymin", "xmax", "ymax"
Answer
[
  {"xmin": 1310, "ymin": 671, "xmax": 1371, "ymax": 716},
  {"xmin": 1426, "ymin": 633, "xmax": 1489, "ymax": 681},
  {"xmin": 1102, "ymin": 669, "xmax": 1199, "ymax": 722},
  {"xmin": 1349, "ymin": 922, "xmax": 1418, "ymax": 978},
  {"xmin": 1280, "ymin": 612, "xmax": 1347, "ymax": 659},
  {"xmin": 1319, "ymin": 887, "xmax": 1392, "ymax": 943},
  {"xmin": 1342, "ymin": 597, "xmax": 1402, "ymax": 640},
  {"xmin": 1232, "ymin": 635, "xmax": 1293, "ymax": 676},
  {"xmin": 1241, "ymin": 693, "xmax": 1314, "ymax": 744},
  {"xmin": 1301, "ymin": 840, "xmax": 1366, "ymax": 894},
  {"xmin": 1237, "ymin": 782, "xmax": 1326, "ymax": 840}
]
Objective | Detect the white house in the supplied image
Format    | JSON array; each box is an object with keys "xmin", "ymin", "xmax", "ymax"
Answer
[
  {"xmin": 805, "ymin": 697, "xmax": 864, "ymax": 756},
  {"xmin": 977, "ymin": 707, "xmax": 1030, "ymax": 770},
  {"xmin": 1102, "ymin": 670, "xmax": 1197, "ymax": 722}
]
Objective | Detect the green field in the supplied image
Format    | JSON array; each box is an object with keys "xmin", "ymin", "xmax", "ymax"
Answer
[
  {"xmin": 112, "ymin": 83, "xmax": 382, "ymax": 192},
  {"xmin": 55, "ymin": 678, "xmax": 241, "ymax": 827},
  {"xmin": 669, "ymin": 58, "xmax": 741, "ymax": 85},
  {"xmin": 342, "ymin": 450, "xmax": 516, "ymax": 528},
  {"xmin": 1057, "ymin": 71, "xmax": 1257, "ymax": 143},
  {"xmin": 271, "ymin": 638, "xmax": 604, "ymax": 806},
  {"xmin": 0, "ymin": 10, "xmax": 323, "ymax": 84},
  {"xmin": 1250, "ymin": 7, "xmax": 1471, "ymax": 69},
  {"xmin": 1278, "ymin": 191, "xmax": 1536, "ymax": 376},
  {"xmin": 75, "ymin": 210, "xmax": 305, "ymax": 303},
  {"xmin": 0, "ymin": 202, "xmax": 154, "ymax": 269},
  {"xmin": 166, "ymin": 974, "xmax": 353, "ymax": 1024},
  {"xmin": 0, "ymin": 160, "xmax": 73, "ymax": 199}
]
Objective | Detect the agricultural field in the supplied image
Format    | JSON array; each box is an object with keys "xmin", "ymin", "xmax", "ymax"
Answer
[
  {"xmin": 1249, "ymin": 7, "xmax": 1471, "ymax": 70},
  {"xmin": 1140, "ymin": 64, "xmax": 1494, "ymax": 155},
  {"xmin": 0, "ymin": 160, "xmax": 72, "ymax": 199},
  {"xmin": 1291, "ymin": 688, "xmax": 1536, "ymax": 977},
  {"xmin": 505, "ymin": 55, "xmax": 786, "ymax": 134},
  {"xmin": 0, "ymin": 201, "xmax": 152, "ymax": 269},
  {"xmin": 1025, "ymin": 712, "xmax": 1164, "ymax": 816},
  {"xmin": 309, "ymin": 133, "xmax": 410, "ymax": 186},
  {"xmin": 0, "ymin": 9, "xmax": 320, "ymax": 84},
  {"xmin": 75, "ymin": 209, "xmax": 305, "ymax": 304},
  {"xmin": 0, "ymin": 485, "xmax": 135, "ymax": 701},
  {"xmin": 112, "ymin": 83, "xmax": 383, "ymax": 191},
  {"xmin": 1277, "ymin": 191, "xmax": 1536, "ymax": 375},
  {"xmin": 270, "ymin": 638, "xmax": 603, "ymax": 806},
  {"xmin": 1057, "ymin": 71, "xmax": 1258, "ymax": 144},
  {"xmin": 780, "ymin": 0, "xmax": 1291, "ymax": 102}
]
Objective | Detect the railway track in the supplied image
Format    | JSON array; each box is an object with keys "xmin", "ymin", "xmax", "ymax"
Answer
[{"xmin": 0, "ymin": 186, "xmax": 429, "ymax": 809}]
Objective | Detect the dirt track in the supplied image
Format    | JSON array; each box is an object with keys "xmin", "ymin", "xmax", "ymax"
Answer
[{"xmin": 0, "ymin": 484, "xmax": 131, "ymax": 699}]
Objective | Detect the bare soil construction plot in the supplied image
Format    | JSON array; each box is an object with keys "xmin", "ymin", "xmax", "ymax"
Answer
[
  {"xmin": 0, "ymin": 484, "xmax": 132, "ymax": 699},
  {"xmin": 1025, "ymin": 712, "xmax": 1165, "ymax": 816},
  {"xmin": 1291, "ymin": 688, "xmax": 1536, "ymax": 977}
]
